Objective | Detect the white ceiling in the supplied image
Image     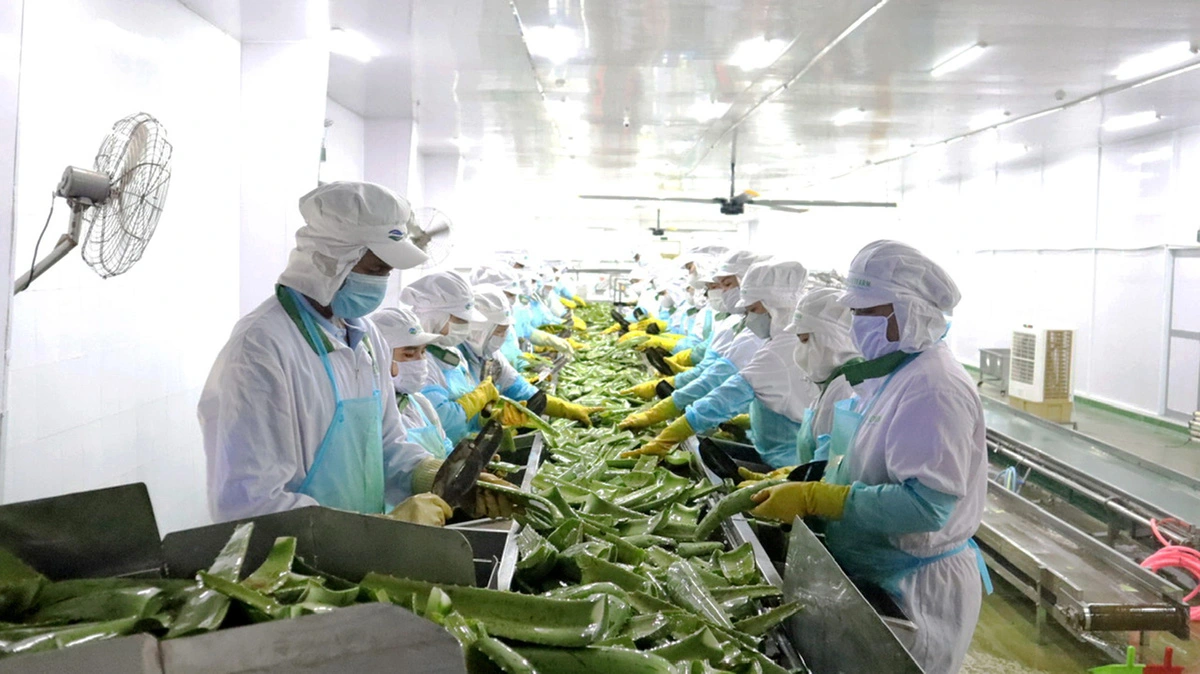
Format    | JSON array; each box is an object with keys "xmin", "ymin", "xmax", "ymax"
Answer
[{"xmin": 320, "ymin": 0, "xmax": 1200, "ymax": 206}]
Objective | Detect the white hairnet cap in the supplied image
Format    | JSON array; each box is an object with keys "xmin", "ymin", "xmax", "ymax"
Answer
[
  {"xmin": 399, "ymin": 271, "xmax": 487, "ymax": 323},
  {"xmin": 736, "ymin": 260, "xmax": 808, "ymax": 311},
  {"xmin": 786, "ymin": 287, "xmax": 853, "ymax": 334},
  {"xmin": 690, "ymin": 261, "xmax": 718, "ymax": 289},
  {"xmin": 839, "ymin": 240, "xmax": 961, "ymax": 312},
  {"xmin": 677, "ymin": 245, "xmax": 730, "ymax": 269},
  {"xmin": 471, "ymin": 265, "xmax": 521, "ymax": 295},
  {"xmin": 279, "ymin": 182, "xmax": 429, "ymax": 305},
  {"xmin": 472, "ymin": 284, "xmax": 514, "ymax": 327},
  {"xmin": 716, "ymin": 250, "xmax": 770, "ymax": 280},
  {"xmin": 371, "ymin": 306, "xmax": 441, "ymax": 348}
]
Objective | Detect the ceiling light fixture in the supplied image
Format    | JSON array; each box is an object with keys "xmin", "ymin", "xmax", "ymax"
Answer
[
  {"xmin": 729, "ymin": 36, "xmax": 789, "ymax": 71},
  {"xmin": 524, "ymin": 25, "xmax": 581, "ymax": 65},
  {"xmin": 833, "ymin": 108, "xmax": 868, "ymax": 126},
  {"xmin": 688, "ymin": 100, "xmax": 730, "ymax": 122},
  {"xmin": 931, "ymin": 42, "xmax": 988, "ymax": 77},
  {"xmin": 969, "ymin": 110, "xmax": 1008, "ymax": 129},
  {"xmin": 1102, "ymin": 110, "xmax": 1160, "ymax": 132},
  {"xmin": 1128, "ymin": 147, "xmax": 1173, "ymax": 165},
  {"xmin": 329, "ymin": 27, "xmax": 381, "ymax": 63},
  {"xmin": 1114, "ymin": 42, "xmax": 1197, "ymax": 81}
]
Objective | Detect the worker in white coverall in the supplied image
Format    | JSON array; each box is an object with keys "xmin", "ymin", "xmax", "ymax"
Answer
[
  {"xmin": 370, "ymin": 306, "xmax": 456, "ymax": 461},
  {"xmin": 785, "ymin": 287, "xmax": 862, "ymax": 465},
  {"xmin": 749, "ymin": 240, "xmax": 992, "ymax": 674},
  {"xmin": 620, "ymin": 260, "xmax": 818, "ymax": 468},
  {"xmin": 199, "ymin": 182, "xmax": 454, "ymax": 525}
]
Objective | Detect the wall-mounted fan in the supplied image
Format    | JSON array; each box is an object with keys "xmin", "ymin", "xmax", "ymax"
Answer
[
  {"xmin": 15, "ymin": 112, "xmax": 172, "ymax": 294},
  {"xmin": 579, "ymin": 133, "xmax": 896, "ymax": 216},
  {"xmin": 409, "ymin": 207, "xmax": 454, "ymax": 267}
]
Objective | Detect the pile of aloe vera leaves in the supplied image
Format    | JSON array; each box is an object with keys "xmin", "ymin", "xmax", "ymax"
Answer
[{"xmin": 0, "ymin": 303, "xmax": 801, "ymax": 672}]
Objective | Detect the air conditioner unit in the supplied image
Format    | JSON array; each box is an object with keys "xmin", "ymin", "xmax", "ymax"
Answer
[{"xmin": 1008, "ymin": 325, "xmax": 1075, "ymax": 403}]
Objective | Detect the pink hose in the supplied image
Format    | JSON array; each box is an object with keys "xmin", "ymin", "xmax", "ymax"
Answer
[{"xmin": 1142, "ymin": 519, "xmax": 1200, "ymax": 621}]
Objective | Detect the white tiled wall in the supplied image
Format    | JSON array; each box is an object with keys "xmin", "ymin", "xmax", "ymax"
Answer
[{"xmin": 3, "ymin": 0, "xmax": 241, "ymax": 532}]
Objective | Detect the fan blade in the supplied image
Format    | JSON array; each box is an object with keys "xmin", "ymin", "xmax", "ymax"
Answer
[
  {"xmin": 759, "ymin": 205, "xmax": 809, "ymax": 215},
  {"xmin": 756, "ymin": 199, "xmax": 897, "ymax": 208},
  {"xmin": 578, "ymin": 195, "xmax": 721, "ymax": 204}
]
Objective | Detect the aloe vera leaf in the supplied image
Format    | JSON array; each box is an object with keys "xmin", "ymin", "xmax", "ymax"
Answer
[
  {"xmin": 648, "ymin": 627, "xmax": 725, "ymax": 664},
  {"xmin": 575, "ymin": 556, "xmax": 647, "ymax": 594},
  {"xmin": 515, "ymin": 645, "xmax": 677, "ymax": 674},
  {"xmin": 663, "ymin": 562, "xmax": 731, "ymax": 629},
  {"xmin": 715, "ymin": 543, "xmax": 758, "ymax": 586},
  {"xmin": 676, "ymin": 542, "xmax": 725, "ymax": 559},
  {"xmin": 165, "ymin": 521, "xmax": 254, "ymax": 638},
  {"xmin": 0, "ymin": 616, "xmax": 146, "ymax": 656},
  {"xmin": 731, "ymin": 601, "xmax": 803, "ymax": 637},
  {"xmin": 693, "ymin": 480, "xmax": 784, "ymax": 542},
  {"xmin": 30, "ymin": 586, "xmax": 164, "ymax": 624},
  {"xmin": 0, "ymin": 547, "xmax": 45, "ymax": 622},
  {"xmin": 498, "ymin": 395, "xmax": 557, "ymax": 436},
  {"xmin": 473, "ymin": 635, "xmax": 537, "ymax": 674},
  {"xmin": 241, "ymin": 536, "xmax": 297, "ymax": 593},
  {"xmin": 361, "ymin": 573, "xmax": 624, "ymax": 647}
]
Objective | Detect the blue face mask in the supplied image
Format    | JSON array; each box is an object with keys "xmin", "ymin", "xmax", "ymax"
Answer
[
  {"xmin": 851, "ymin": 313, "xmax": 900, "ymax": 361},
  {"xmin": 331, "ymin": 272, "xmax": 389, "ymax": 319}
]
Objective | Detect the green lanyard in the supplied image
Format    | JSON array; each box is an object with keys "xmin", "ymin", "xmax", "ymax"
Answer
[
  {"xmin": 815, "ymin": 357, "xmax": 867, "ymax": 392},
  {"xmin": 839, "ymin": 350, "xmax": 913, "ymax": 387},
  {"xmin": 275, "ymin": 284, "xmax": 376, "ymax": 364}
]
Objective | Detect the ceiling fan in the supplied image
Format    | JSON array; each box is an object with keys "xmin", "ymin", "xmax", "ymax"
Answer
[{"xmin": 579, "ymin": 133, "xmax": 898, "ymax": 215}]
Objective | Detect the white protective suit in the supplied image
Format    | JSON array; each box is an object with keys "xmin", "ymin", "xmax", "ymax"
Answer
[
  {"xmin": 372, "ymin": 307, "xmax": 454, "ymax": 460},
  {"xmin": 835, "ymin": 240, "xmax": 987, "ymax": 674},
  {"xmin": 200, "ymin": 182, "xmax": 432, "ymax": 522},
  {"xmin": 787, "ymin": 287, "xmax": 862, "ymax": 449}
]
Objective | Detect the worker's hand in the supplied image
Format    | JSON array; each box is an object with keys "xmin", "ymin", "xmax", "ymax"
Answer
[
  {"xmin": 559, "ymin": 297, "xmax": 578, "ymax": 310},
  {"xmin": 469, "ymin": 473, "xmax": 518, "ymax": 519},
  {"xmin": 602, "ymin": 323, "xmax": 621, "ymax": 335},
  {"xmin": 566, "ymin": 337, "xmax": 587, "ymax": 351},
  {"xmin": 634, "ymin": 334, "xmax": 683, "ymax": 352},
  {"xmin": 531, "ymin": 330, "xmax": 574, "ymax": 356},
  {"xmin": 619, "ymin": 416, "xmax": 694, "ymax": 458},
  {"xmin": 571, "ymin": 315, "xmax": 587, "ymax": 332},
  {"xmin": 496, "ymin": 402, "xmax": 531, "ymax": 428},
  {"xmin": 385, "ymin": 493, "xmax": 453, "ymax": 526},
  {"xmin": 619, "ymin": 378, "xmax": 667, "ymax": 401},
  {"xmin": 631, "ymin": 318, "xmax": 668, "ymax": 333},
  {"xmin": 738, "ymin": 466, "xmax": 769, "ymax": 483},
  {"xmin": 616, "ymin": 330, "xmax": 648, "ymax": 345},
  {"xmin": 727, "ymin": 414, "xmax": 752, "ymax": 430},
  {"xmin": 749, "ymin": 482, "xmax": 852, "ymax": 522},
  {"xmin": 616, "ymin": 397, "xmax": 680, "ymax": 430},
  {"xmin": 665, "ymin": 350, "xmax": 693, "ymax": 373},
  {"xmin": 572, "ymin": 295, "xmax": 588, "ymax": 307},
  {"xmin": 456, "ymin": 378, "xmax": 500, "ymax": 419},
  {"xmin": 544, "ymin": 396, "xmax": 602, "ymax": 426}
]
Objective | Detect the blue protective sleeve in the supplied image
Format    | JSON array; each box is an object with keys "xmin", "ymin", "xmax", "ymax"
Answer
[
  {"xmin": 421, "ymin": 383, "xmax": 474, "ymax": 445},
  {"xmin": 842, "ymin": 478, "xmax": 959, "ymax": 536},
  {"xmin": 671, "ymin": 356, "xmax": 708, "ymax": 388},
  {"xmin": 501, "ymin": 373, "xmax": 538, "ymax": 401},
  {"xmin": 672, "ymin": 356, "xmax": 737, "ymax": 408},
  {"xmin": 684, "ymin": 374, "xmax": 755, "ymax": 433},
  {"xmin": 690, "ymin": 340, "xmax": 710, "ymax": 361},
  {"xmin": 813, "ymin": 434, "xmax": 832, "ymax": 462}
]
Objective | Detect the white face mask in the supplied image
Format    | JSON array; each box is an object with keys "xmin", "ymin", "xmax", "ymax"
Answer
[
  {"xmin": 693, "ymin": 294, "xmax": 708, "ymax": 309},
  {"xmin": 437, "ymin": 320, "xmax": 471, "ymax": 347},
  {"xmin": 794, "ymin": 336, "xmax": 837, "ymax": 382},
  {"xmin": 708, "ymin": 292, "xmax": 724, "ymax": 313},
  {"xmin": 851, "ymin": 314, "xmax": 899, "ymax": 361},
  {"xmin": 472, "ymin": 328, "xmax": 504, "ymax": 356},
  {"xmin": 392, "ymin": 359, "xmax": 428, "ymax": 395},
  {"xmin": 745, "ymin": 310, "xmax": 771, "ymax": 339},
  {"xmin": 722, "ymin": 287, "xmax": 743, "ymax": 314}
]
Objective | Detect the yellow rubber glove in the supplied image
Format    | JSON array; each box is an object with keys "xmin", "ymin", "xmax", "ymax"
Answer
[
  {"xmin": 750, "ymin": 482, "xmax": 852, "ymax": 521},
  {"xmin": 560, "ymin": 297, "xmax": 578, "ymax": 310},
  {"xmin": 631, "ymin": 318, "xmax": 668, "ymax": 333},
  {"xmin": 619, "ymin": 377, "xmax": 673, "ymax": 401},
  {"xmin": 572, "ymin": 315, "xmax": 587, "ymax": 331},
  {"xmin": 496, "ymin": 402, "xmax": 531, "ymax": 428},
  {"xmin": 572, "ymin": 295, "xmax": 588, "ymax": 307},
  {"xmin": 457, "ymin": 378, "xmax": 499, "ymax": 419},
  {"xmin": 634, "ymin": 334, "xmax": 684, "ymax": 352},
  {"xmin": 665, "ymin": 349, "xmax": 693, "ymax": 373},
  {"xmin": 602, "ymin": 323, "xmax": 621, "ymax": 335},
  {"xmin": 738, "ymin": 466, "xmax": 769, "ymax": 483},
  {"xmin": 531, "ymin": 329, "xmax": 574, "ymax": 356},
  {"xmin": 617, "ymin": 397, "xmax": 680, "ymax": 430},
  {"xmin": 727, "ymin": 414, "xmax": 752, "ymax": 430},
  {"xmin": 470, "ymin": 473, "xmax": 518, "ymax": 519},
  {"xmin": 619, "ymin": 416, "xmax": 694, "ymax": 458},
  {"xmin": 385, "ymin": 493, "xmax": 453, "ymax": 526},
  {"xmin": 617, "ymin": 329, "xmax": 647, "ymax": 344},
  {"xmin": 544, "ymin": 396, "xmax": 602, "ymax": 426},
  {"xmin": 566, "ymin": 337, "xmax": 587, "ymax": 351}
]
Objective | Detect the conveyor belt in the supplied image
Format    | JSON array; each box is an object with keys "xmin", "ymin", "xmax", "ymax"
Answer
[{"xmin": 983, "ymin": 397, "xmax": 1200, "ymax": 526}]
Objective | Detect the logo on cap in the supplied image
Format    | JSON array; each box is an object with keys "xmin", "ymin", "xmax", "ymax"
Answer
[
  {"xmin": 848, "ymin": 277, "xmax": 871, "ymax": 288},
  {"xmin": 408, "ymin": 327, "xmax": 418, "ymax": 334},
  {"xmin": 388, "ymin": 229, "xmax": 406, "ymax": 242}
]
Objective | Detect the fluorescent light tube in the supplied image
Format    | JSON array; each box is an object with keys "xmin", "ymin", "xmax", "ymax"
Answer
[
  {"xmin": 329, "ymin": 28, "xmax": 380, "ymax": 63},
  {"xmin": 931, "ymin": 43, "xmax": 987, "ymax": 77},
  {"xmin": 1114, "ymin": 42, "xmax": 1196, "ymax": 81},
  {"xmin": 1102, "ymin": 111, "xmax": 1160, "ymax": 132},
  {"xmin": 833, "ymin": 108, "xmax": 868, "ymax": 126}
]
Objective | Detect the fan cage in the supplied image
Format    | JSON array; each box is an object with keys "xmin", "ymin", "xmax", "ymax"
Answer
[{"xmin": 81, "ymin": 112, "xmax": 172, "ymax": 278}]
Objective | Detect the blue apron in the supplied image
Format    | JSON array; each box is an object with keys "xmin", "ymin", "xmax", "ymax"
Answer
[
  {"xmin": 824, "ymin": 353, "xmax": 992, "ymax": 596},
  {"xmin": 749, "ymin": 399, "xmax": 805, "ymax": 469},
  {"xmin": 294, "ymin": 307, "xmax": 386, "ymax": 514},
  {"xmin": 796, "ymin": 408, "xmax": 818, "ymax": 465},
  {"xmin": 403, "ymin": 395, "xmax": 453, "ymax": 460}
]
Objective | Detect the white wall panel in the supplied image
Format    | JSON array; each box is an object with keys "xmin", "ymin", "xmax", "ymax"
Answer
[
  {"xmin": 4, "ymin": 0, "xmax": 240, "ymax": 531},
  {"xmin": 321, "ymin": 97, "xmax": 365, "ymax": 183},
  {"xmin": 0, "ymin": 0, "xmax": 22, "ymax": 502}
]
